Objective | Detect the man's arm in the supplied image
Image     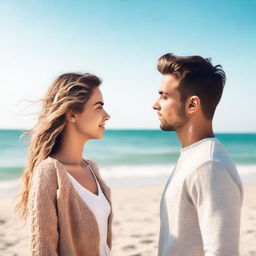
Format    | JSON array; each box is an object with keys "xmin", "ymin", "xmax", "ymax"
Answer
[{"xmin": 188, "ymin": 160, "xmax": 243, "ymax": 256}]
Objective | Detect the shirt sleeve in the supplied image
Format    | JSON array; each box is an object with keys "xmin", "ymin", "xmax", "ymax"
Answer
[
  {"xmin": 29, "ymin": 162, "xmax": 59, "ymax": 256},
  {"xmin": 187, "ymin": 160, "xmax": 243, "ymax": 256}
]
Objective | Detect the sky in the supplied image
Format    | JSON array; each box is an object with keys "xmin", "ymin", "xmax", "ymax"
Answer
[{"xmin": 0, "ymin": 0, "xmax": 255, "ymax": 132}]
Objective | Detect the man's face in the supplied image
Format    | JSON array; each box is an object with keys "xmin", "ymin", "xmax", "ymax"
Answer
[{"xmin": 152, "ymin": 74, "xmax": 188, "ymax": 131}]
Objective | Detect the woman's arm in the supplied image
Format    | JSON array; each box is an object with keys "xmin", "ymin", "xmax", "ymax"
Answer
[{"xmin": 29, "ymin": 161, "xmax": 59, "ymax": 256}]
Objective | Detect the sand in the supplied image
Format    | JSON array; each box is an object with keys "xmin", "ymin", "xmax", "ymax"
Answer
[{"xmin": 0, "ymin": 184, "xmax": 255, "ymax": 256}]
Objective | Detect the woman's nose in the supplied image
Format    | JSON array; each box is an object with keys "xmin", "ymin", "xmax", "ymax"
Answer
[{"xmin": 105, "ymin": 110, "xmax": 110, "ymax": 120}]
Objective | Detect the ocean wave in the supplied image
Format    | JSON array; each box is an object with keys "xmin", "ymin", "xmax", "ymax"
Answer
[
  {"xmin": 99, "ymin": 164, "xmax": 176, "ymax": 179},
  {"xmin": 0, "ymin": 164, "xmax": 255, "ymax": 191},
  {"xmin": 100, "ymin": 164, "xmax": 256, "ymax": 179},
  {"xmin": 0, "ymin": 178, "xmax": 21, "ymax": 190},
  {"xmin": 236, "ymin": 164, "xmax": 256, "ymax": 176}
]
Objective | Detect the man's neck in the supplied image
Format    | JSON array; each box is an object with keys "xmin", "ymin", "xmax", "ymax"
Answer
[{"xmin": 176, "ymin": 121, "xmax": 214, "ymax": 148}]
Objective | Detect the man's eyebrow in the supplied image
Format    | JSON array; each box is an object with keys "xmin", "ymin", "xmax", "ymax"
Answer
[
  {"xmin": 94, "ymin": 101, "xmax": 104, "ymax": 106},
  {"xmin": 158, "ymin": 91, "xmax": 170, "ymax": 96}
]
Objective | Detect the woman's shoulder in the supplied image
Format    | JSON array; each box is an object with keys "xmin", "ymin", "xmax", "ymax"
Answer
[
  {"xmin": 30, "ymin": 157, "xmax": 58, "ymax": 197},
  {"xmin": 85, "ymin": 159, "xmax": 98, "ymax": 168},
  {"xmin": 85, "ymin": 159, "xmax": 101, "ymax": 176},
  {"xmin": 85, "ymin": 159, "xmax": 111, "ymax": 195},
  {"xmin": 33, "ymin": 157, "xmax": 57, "ymax": 182},
  {"xmin": 36, "ymin": 157, "xmax": 56, "ymax": 171}
]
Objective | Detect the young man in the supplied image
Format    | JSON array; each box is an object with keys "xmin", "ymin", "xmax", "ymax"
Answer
[{"xmin": 153, "ymin": 53, "xmax": 243, "ymax": 256}]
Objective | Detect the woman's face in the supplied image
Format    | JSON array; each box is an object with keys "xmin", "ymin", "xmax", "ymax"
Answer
[{"xmin": 72, "ymin": 87, "xmax": 110, "ymax": 140}]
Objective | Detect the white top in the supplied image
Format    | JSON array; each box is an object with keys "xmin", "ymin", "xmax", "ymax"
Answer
[
  {"xmin": 158, "ymin": 137, "xmax": 243, "ymax": 256},
  {"xmin": 67, "ymin": 164, "xmax": 111, "ymax": 256}
]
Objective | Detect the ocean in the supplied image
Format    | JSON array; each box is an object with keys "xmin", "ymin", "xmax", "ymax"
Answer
[{"xmin": 0, "ymin": 129, "xmax": 256, "ymax": 193}]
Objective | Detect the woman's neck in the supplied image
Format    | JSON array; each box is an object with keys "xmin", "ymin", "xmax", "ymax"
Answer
[{"xmin": 51, "ymin": 128, "xmax": 87, "ymax": 165}]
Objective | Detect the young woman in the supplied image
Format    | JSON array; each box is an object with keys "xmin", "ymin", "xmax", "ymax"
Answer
[{"xmin": 16, "ymin": 73, "xmax": 112, "ymax": 256}]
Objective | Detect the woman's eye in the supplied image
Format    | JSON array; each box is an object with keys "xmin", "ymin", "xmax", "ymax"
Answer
[{"xmin": 97, "ymin": 106, "xmax": 103, "ymax": 110}]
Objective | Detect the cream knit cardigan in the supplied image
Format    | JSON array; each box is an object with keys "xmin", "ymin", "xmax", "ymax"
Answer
[{"xmin": 28, "ymin": 156, "xmax": 112, "ymax": 256}]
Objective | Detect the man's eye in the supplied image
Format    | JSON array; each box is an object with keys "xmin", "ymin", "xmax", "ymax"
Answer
[
  {"xmin": 161, "ymin": 95, "xmax": 168, "ymax": 100},
  {"xmin": 97, "ymin": 106, "xmax": 103, "ymax": 109}
]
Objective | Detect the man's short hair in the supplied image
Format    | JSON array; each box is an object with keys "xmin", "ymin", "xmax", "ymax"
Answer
[{"xmin": 157, "ymin": 53, "xmax": 226, "ymax": 119}]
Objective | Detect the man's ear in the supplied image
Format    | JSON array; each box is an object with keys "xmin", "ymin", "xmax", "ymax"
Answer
[
  {"xmin": 187, "ymin": 96, "xmax": 200, "ymax": 114},
  {"xmin": 66, "ymin": 110, "xmax": 76, "ymax": 123}
]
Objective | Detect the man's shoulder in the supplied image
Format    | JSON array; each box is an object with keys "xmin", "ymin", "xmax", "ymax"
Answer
[
  {"xmin": 186, "ymin": 158, "xmax": 242, "ymax": 192},
  {"xmin": 188, "ymin": 138, "xmax": 235, "ymax": 168},
  {"xmin": 184, "ymin": 139, "xmax": 241, "ymax": 184}
]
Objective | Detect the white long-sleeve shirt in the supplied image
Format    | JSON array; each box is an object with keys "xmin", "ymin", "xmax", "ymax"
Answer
[{"xmin": 158, "ymin": 137, "xmax": 243, "ymax": 256}]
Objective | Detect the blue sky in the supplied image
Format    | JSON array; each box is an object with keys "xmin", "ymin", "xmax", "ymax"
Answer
[{"xmin": 1, "ymin": 0, "xmax": 255, "ymax": 132}]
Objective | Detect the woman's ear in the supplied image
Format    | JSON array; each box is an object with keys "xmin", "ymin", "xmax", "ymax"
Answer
[
  {"xmin": 187, "ymin": 96, "xmax": 200, "ymax": 114},
  {"xmin": 66, "ymin": 110, "xmax": 76, "ymax": 123}
]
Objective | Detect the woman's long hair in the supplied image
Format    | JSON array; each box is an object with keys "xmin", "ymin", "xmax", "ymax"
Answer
[{"xmin": 16, "ymin": 72, "xmax": 101, "ymax": 220}]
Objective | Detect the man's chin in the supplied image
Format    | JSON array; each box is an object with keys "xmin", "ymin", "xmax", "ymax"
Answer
[{"xmin": 160, "ymin": 124, "xmax": 175, "ymax": 131}]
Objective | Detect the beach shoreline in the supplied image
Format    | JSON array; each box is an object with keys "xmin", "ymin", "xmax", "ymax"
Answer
[{"xmin": 1, "ymin": 184, "xmax": 255, "ymax": 256}]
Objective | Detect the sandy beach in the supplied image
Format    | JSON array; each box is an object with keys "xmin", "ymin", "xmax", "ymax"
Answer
[{"xmin": 0, "ymin": 184, "xmax": 255, "ymax": 256}]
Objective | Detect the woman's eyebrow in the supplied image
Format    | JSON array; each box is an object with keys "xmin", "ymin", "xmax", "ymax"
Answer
[{"xmin": 93, "ymin": 101, "xmax": 104, "ymax": 106}]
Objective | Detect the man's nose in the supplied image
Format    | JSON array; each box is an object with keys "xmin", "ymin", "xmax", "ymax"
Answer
[{"xmin": 152, "ymin": 101, "xmax": 160, "ymax": 110}]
